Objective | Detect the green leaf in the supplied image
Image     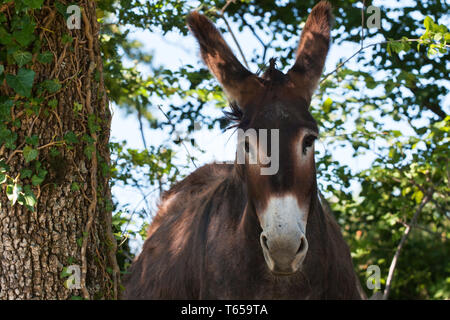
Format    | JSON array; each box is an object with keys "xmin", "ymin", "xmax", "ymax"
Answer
[
  {"xmin": 48, "ymin": 98, "xmax": 58, "ymax": 108},
  {"xmin": 84, "ymin": 144, "xmax": 95, "ymax": 160},
  {"xmin": 32, "ymin": 164, "xmax": 47, "ymax": 186},
  {"xmin": 13, "ymin": 51, "xmax": 32, "ymax": 67},
  {"xmin": 62, "ymin": 34, "xmax": 73, "ymax": 44},
  {"xmin": 23, "ymin": 145, "xmax": 38, "ymax": 163},
  {"xmin": 88, "ymin": 115, "xmax": 101, "ymax": 133},
  {"xmin": 23, "ymin": 0, "xmax": 45, "ymax": 9},
  {"xmin": 20, "ymin": 169, "xmax": 33, "ymax": 178},
  {"xmin": 433, "ymin": 33, "xmax": 442, "ymax": 41},
  {"xmin": 25, "ymin": 135, "xmax": 39, "ymax": 146},
  {"xmin": 12, "ymin": 23, "xmax": 36, "ymax": 47},
  {"xmin": 31, "ymin": 174, "xmax": 44, "ymax": 186},
  {"xmin": 71, "ymin": 182, "xmax": 80, "ymax": 191},
  {"xmin": 323, "ymin": 98, "xmax": 333, "ymax": 113},
  {"xmin": 6, "ymin": 183, "xmax": 21, "ymax": 205},
  {"xmin": 37, "ymin": 51, "xmax": 53, "ymax": 64},
  {"xmin": 23, "ymin": 185, "xmax": 37, "ymax": 209},
  {"xmin": 0, "ymin": 64, "xmax": 4, "ymax": 75},
  {"xmin": 73, "ymin": 102, "xmax": 83, "ymax": 112},
  {"xmin": 427, "ymin": 47, "xmax": 437, "ymax": 56},
  {"xmin": 413, "ymin": 190, "xmax": 424, "ymax": 204},
  {"xmin": 424, "ymin": 16, "xmax": 433, "ymax": 30},
  {"xmin": 60, "ymin": 267, "xmax": 71, "ymax": 279},
  {"xmin": 64, "ymin": 131, "xmax": 78, "ymax": 144},
  {"xmin": 0, "ymin": 173, "xmax": 6, "ymax": 184},
  {"xmin": 392, "ymin": 130, "xmax": 402, "ymax": 137},
  {"xmin": 41, "ymin": 79, "xmax": 61, "ymax": 93},
  {"xmin": 0, "ymin": 99, "xmax": 13, "ymax": 120},
  {"xmin": 6, "ymin": 68, "xmax": 35, "ymax": 97}
]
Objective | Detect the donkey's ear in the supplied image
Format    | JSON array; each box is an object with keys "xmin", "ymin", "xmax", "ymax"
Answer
[
  {"xmin": 287, "ymin": 1, "xmax": 333, "ymax": 101},
  {"xmin": 187, "ymin": 12, "xmax": 262, "ymax": 107}
]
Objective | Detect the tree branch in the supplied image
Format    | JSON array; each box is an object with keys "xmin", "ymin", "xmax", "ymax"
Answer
[
  {"xmin": 239, "ymin": 13, "xmax": 269, "ymax": 67},
  {"xmin": 320, "ymin": 39, "xmax": 449, "ymax": 85},
  {"xmin": 382, "ymin": 188, "xmax": 433, "ymax": 300}
]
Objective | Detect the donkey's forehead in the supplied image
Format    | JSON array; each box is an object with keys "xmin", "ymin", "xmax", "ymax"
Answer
[{"xmin": 251, "ymin": 99, "xmax": 318, "ymax": 132}]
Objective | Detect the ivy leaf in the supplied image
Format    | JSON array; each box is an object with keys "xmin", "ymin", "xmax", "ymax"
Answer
[
  {"xmin": 64, "ymin": 131, "xmax": 78, "ymax": 144},
  {"xmin": 13, "ymin": 51, "xmax": 32, "ymax": 67},
  {"xmin": 84, "ymin": 145, "xmax": 95, "ymax": 160},
  {"xmin": 31, "ymin": 168, "xmax": 47, "ymax": 186},
  {"xmin": 55, "ymin": 1, "xmax": 70, "ymax": 19},
  {"xmin": 60, "ymin": 267, "xmax": 71, "ymax": 279},
  {"xmin": 0, "ymin": 160, "xmax": 9, "ymax": 173},
  {"xmin": 0, "ymin": 173, "xmax": 6, "ymax": 184},
  {"xmin": 31, "ymin": 174, "xmax": 45, "ymax": 186},
  {"xmin": 0, "ymin": 99, "xmax": 13, "ymax": 120},
  {"xmin": 41, "ymin": 79, "xmax": 61, "ymax": 93},
  {"xmin": 0, "ymin": 64, "xmax": 4, "ymax": 75},
  {"xmin": 22, "ymin": 185, "xmax": 37, "ymax": 210},
  {"xmin": 25, "ymin": 134, "xmax": 39, "ymax": 146},
  {"xmin": 6, "ymin": 183, "xmax": 21, "ymax": 205},
  {"xmin": 23, "ymin": 145, "xmax": 38, "ymax": 163},
  {"xmin": 23, "ymin": 0, "xmax": 44, "ymax": 9},
  {"xmin": 20, "ymin": 169, "xmax": 33, "ymax": 178},
  {"xmin": 6, "ymin": 68, "xmax": 35, "ymax": 98},
  {"xmin": 12, "ymin": 23, "xmax": 36, "ymax": 47},
  {"xmin": 71, "ymin": 182, "xmax": 80, "ymax": 191},
  {"xmin": 48, "ymin": 98, "xmax": 58, "ymax": 108},
  {"xmin": 37, "ymin": 51, "xmax": 53, "ymax": 64}
]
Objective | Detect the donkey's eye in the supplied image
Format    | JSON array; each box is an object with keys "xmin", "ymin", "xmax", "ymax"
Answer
[{"xmin": 302, "ymin": 135, "xmax": 317, "ymax": 154}]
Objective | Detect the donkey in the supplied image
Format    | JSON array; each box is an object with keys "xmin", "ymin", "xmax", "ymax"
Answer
[{"xmin": 123, "ymin": 1, "xmax": 364, "ymax": 299}]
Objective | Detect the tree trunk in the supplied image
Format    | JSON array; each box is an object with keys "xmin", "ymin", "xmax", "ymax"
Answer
[{"xmin": 0, "ymin": 0, "xmax": 119, "ymax": 299}]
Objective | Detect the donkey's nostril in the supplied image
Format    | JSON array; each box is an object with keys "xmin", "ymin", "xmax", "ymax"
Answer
[
  {"xmin": 261, "ymin": 234, "xmax": 269, "ymax": 250},
  {"xmin": 296, "ymin": 237, "xmax": 306, "ymax": 255}
]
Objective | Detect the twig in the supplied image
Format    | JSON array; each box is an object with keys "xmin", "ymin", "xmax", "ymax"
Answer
[
  {"xmin": 136, "ymin": 102, "xmax": 148, "ymax": 149},
  {"xmin": 156, "ymin": 105, "xmax": 198, "ymax": 169},
  {"xmin": 121, "ymin": 186, "xmax": 161, "ymax": 241},
  {"xmin": 215, "ymin": 0, "xmax": 250, "ymax": 69},
  {"xmin": 361, "ymin": 0, "xmax": 365, "ymax": 51},
  {"xmin": 219, "ymin": 0, "xmax": 236, "ymax": 16},
  {"xmin": 321, "ymin": 41, "xmax": 387, "ymax": 84},
  {"xmin": 320, "ymin": 38, "xmax": 449, "ymax": 84},
  {"xmin": 0, "ymin": 1, "xmax": 13, "ymax": 13},
  {"xmin": 220, "ymin": 14, "xmax": 249, "ymax": 69},
  {"xmin": 239, "ymin": 13, "xmax": 269, "ymax": 66},
  {"xmin": 382, "ymin": 188, "xmax": 432, "ymax": 300},
  {"xmin": 399, "ymin": 220, "xmax": 448, "ymax": 241}
]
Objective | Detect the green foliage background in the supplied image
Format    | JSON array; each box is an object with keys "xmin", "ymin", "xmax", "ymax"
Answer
[{"xmin": 1, "ymin": 0, "xmax": 449, "ymax": 299}]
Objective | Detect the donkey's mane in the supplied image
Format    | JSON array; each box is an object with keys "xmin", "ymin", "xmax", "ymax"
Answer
[
  {"xmin": 222, "ymin": 58, "xmax": 288, "ymax": 131},
  {"xmin": 223, "ymin": 101, "xmax": 245, "ymax": 130}
]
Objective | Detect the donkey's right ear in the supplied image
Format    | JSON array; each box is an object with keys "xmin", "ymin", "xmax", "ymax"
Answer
[
  {"xmin": 287, "ymin": 1, "xmax": 333, "ymax": 102},
  {"xmin": 187, "ymin": 12, "xmax": 263, "ymax": 107}
]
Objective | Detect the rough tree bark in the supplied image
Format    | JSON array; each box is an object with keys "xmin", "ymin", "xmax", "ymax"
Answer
[{"xmin": 0, "ymin": 1, "xmax": 119, "ymax": 299}]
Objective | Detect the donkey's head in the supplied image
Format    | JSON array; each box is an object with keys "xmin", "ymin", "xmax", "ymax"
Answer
[{"xmin": 187, "ymin": 1, "xmax": 333, "ymax": 275}]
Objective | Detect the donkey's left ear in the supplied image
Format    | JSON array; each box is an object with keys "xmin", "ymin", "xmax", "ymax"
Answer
[
  {"xmin": 187, "ymin": 11, "xmax": 263, "ymax": 107},
  {"xmin": 287, "ymin": 1, "xmax": 334, "ymax": 101}
]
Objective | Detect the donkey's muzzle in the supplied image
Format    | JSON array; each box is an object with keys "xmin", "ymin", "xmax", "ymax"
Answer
[{"xmin": 260, "ymin": 232, "xmax": 308, "ymax": 275}]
